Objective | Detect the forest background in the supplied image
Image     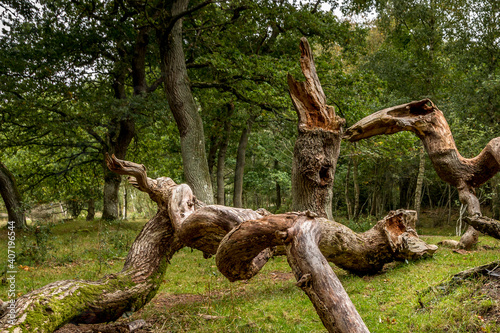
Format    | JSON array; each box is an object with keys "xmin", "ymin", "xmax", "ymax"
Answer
[{"xmin": 0, "ymin": 0, "xmax": 499, "ymax": 239}]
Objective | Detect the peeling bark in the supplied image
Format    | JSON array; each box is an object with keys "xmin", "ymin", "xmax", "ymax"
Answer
[{"xmin": 345, "ymin": 99, "xmax": 500, "ymax": 248}]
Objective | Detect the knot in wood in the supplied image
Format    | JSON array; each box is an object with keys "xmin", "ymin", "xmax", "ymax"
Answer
[
  {"xmin": 305, "ymin": 210, "xmax": 318, "ymax": 218},
  {"xmin": 296, "ymin": 273, "xmax": 312, "ymax": 289}
]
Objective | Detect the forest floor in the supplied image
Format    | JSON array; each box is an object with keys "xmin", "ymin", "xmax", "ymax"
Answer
[{"xmin": 1, "ymin": 216, "xmax": 499, "ymax": 332}]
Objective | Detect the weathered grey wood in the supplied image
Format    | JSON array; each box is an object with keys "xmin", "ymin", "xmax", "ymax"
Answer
[{"xmin": 286, "ymin": 217, "xmax": 370, "ymax": 333}]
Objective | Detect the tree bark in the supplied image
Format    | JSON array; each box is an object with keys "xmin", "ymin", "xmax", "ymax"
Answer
[
  {"xmin": 275, "ymin": 160, "xmax": 281, "ymax": 210},
  {"xmin": 0, "ymin": 162, "xmax": 26, "ymax": 229},
  {"xmin": 0, "ymin": 155, "xmax": 187, "ymax": 332},
  {"xmin": 345, "ymin": 99, "xmax": 500, "ymax": 248},
  {"xmin": 101, "ymin": 118, "xmax": 135, "ymax": 220},
  {"xmin": 159, "ymin": 0, "xmax": 214, "ymax": 204},
  {"xmin": 288, "ymin": 38, "xmax": 344, "ymax": 220},
  {"xmin": 414, "ymin": 146, "xmax": 426, "ymax": 223},
  {"xmin": 214, "ymin": 209, "xmax": 435, "ymax": 331},
  {"xmin": 353, "ymin": 152, "xmax": 360, "ymax": 220},
  {"xmin": 233, "ymin": 117, "xmax": 254, "ymax": 208},
  {"xmin": 86, "ymin": 199, "xmax": 95, "ymax": 221},
  {"xmin": 345, "ymin": 158, "xmax": 353, "ymax": 220},
  {"xmin": 216, "ymin": 104, "xmax": 234, "ymax": 205}
]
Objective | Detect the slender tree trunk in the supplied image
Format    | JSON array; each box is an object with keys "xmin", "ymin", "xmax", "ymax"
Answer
[
  {"xmin": 275, "ymin": 160, "xmax": 281, "ymax": 211},
  {"xmin": 159, "ymin": 0, "xmax": 214, "ymax": 204},
  {"xmin": 345, "ymin": 159, "xmax": 353, "ymax": 220},
  {"xmin": 414, "ymin": 146, "xmax": 426, "ymax": 223},
  {"xmin": 0, "ymin": 162, "xmax": 26, "ymax": 229},
  {"xmin": 217, "ymin": 137, "xmax": 229, "ymax": 205},
  {"xmin": 233, "ymin": 117, "xmax": 254, "ymax": 208},
  {"xmin": 102, "ymin": 119, "xmax": 135, "ymax": 220},
  {"xmin": 86, "ymin": 199, "xmax": 95, "ymax": 221},
  {"xmin": 492, "ymin": 178, "xmax": 500, "ymax": 219},
  {"xmin": 123, "ymin": 186, "xmax": 128, "ymax": 220},
  {"xmin": 353, "ymin": 153, "xmax": 360, "ymax": 220},
  {"xmin": 216, "ymin": 104, "xmax": 234, "ymax": 205}
]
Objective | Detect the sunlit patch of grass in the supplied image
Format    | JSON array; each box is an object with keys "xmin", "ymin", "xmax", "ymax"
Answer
[{"xmin": 0, "ymin": 219, "xmax": 499, "ymax": 332}]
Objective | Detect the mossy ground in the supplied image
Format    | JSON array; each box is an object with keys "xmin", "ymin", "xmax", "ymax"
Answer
[{"xmin": 0, "ymin": 217, "xmax": 498, "ymax": 332}]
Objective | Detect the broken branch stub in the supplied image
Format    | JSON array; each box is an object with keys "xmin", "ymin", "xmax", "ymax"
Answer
[{"xmin": 288, "ymin": 37, "xmax": 345, "ymax": 219}]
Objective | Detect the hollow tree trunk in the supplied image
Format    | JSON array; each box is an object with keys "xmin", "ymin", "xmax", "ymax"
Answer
[
  {"xmin": 345, "ymin": 99, "xmax": 500, "ymax": 248},
  {"xmin": 159, "ymin": 0, "xmax": 214, "ymax": 204},
  {"xmin": 233, "ymin": 117, "xmax": 254, "ymax": 208},
  {"xmin": 0, "ymin": 162, "xmax": 26, "ymax": 229},
  {"xmin": 287, "ymin": 38, "xmax": 344, "ymax": 220}
]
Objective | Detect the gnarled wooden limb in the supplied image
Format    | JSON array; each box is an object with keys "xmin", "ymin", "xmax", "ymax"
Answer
[
  {"xmin": 0, "ymin": 156, "xmax": 187, "ymax": 332},
  {"xmin": 287, "ymin": 217, "xmax": 370, "ymax": 333},
  {"xmin": 465, "ymin": 215, "xmax": 500, "ymax": 240},
  {"xmin": 318, "ymin": 209, "xmax": 437, "ymax": 275},
  {"xmin": 344, "ymin": 99, "xmax": 500, "ymax": 248},
  {"xmin": 215, "ymin": 212, "xmax": 370, "ymax": 332}
]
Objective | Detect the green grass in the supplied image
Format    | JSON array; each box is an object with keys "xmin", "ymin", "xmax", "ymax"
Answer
[{"xmin": 1, "ymin": 219, "xmax": 499, "ymax": 332}]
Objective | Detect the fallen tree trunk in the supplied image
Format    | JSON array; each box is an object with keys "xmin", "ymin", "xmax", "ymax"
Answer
[
  {"xmin": 344, "ymin": 99, "xmax": 500, "ymax": 248},
  {"xmin": 0, "ymin": 155, "xmax": 437, "ymax": 333}
]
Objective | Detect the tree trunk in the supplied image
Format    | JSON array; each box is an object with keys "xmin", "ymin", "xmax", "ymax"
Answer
[
  {"xmin": 217, "ymin": 138, "xmax": 229, "ymax": 205},
  {"xmin": 159, "ymin": 0, "xmax": 214, "ymax": 204},
  {"xmin": 275, "ymin": 160, "xmax": 281, "ymax": 211},
  {"xmin": 214, "ymin": 209, "xmax": 435, "ymax": 331},
  {"xmin": 0, "ymin": 155, "xmax": 187, "ymax": 332},
  {"xmin": 345, "ymin": 99, "xmax": 500, "ymax": 248},
  {"xmin": 0, "ymin": 162, "xmax": 26, "ymax": 229},
  {"xmin": 86, "ymin": 199, "xmax": 95, "ymax": 221},
  {"xmin": 353, "ymin": 152, "xmax": 360, "ymax": 220},
  {"xmin": 414, "ymin": 146, "xmax": 426, "ymax": 223},
  {"xmin": 233, "ymin": 117, "xmax": 254, "ymax": 208},
  {"xmin": 288, "ymin": 38, "xmax": 344, "ymax": 220},
  {"xmin": 345, "ymin": 158, "xmax": 353, "ymax": 220},
  {"xmin": 123, "ymin": 185, "xmax": 128, "ymax": 220},
  {"xmin": 216, "ymin": 104, "xmax": 234, "ymax": 205}
]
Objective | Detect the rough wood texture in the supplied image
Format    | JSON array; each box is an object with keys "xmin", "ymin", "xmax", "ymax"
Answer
[
  {"xmin": 288, "ymin": 37, "xmax": 345, "ymax": 219},
  {"xmin": 344, "ymin": 99, "xmax": 500, "ymax": 248},
  {"xmin": 214, "ymin": 210, "xmax": 434, "ymax": 332},
  {"xmin": 286, "ymin": 217, "xmax": 369, "ymax": 333},
  {"xmin": 318, "ymin": 209, "xmax": 437, "ymax": 275},
  {"xmin": 0, "ymin": 155, "xmax": 185, "ymax": 332}
]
